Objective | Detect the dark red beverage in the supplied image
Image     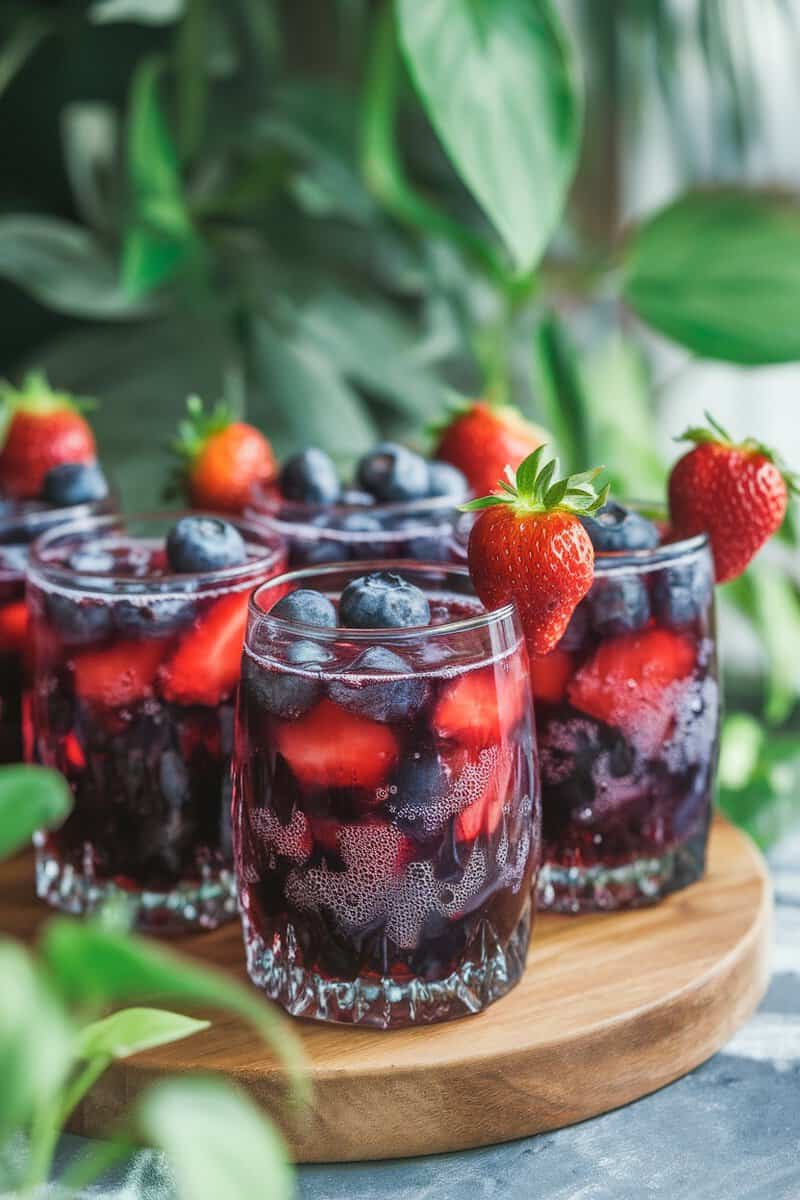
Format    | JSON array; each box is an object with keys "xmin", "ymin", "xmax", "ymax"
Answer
[
  {"xmin": 454, "ymin": 505, "xmax": 719, "ymax": 911},
  {"xmin": 27, "ymin": 512, "xmax": 286, "ymax": 933},
  {"xmin": 233, "ymin": 563, "xmax": 539, "ymax": 1027},
  {"xmin": 0, "ymin": 497, "xmax": 114, "ymax": 764}
]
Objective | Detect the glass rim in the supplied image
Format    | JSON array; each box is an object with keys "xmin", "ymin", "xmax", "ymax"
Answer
[
  {"xmin": 27, "ymin": 510, "xmax": 287, "ymax": 597},
  {"xmin": 249, "ymin": 560, "xmax": 517, "ymax": 641},
  {"xmin": 592, "ymin": 501, "xmax": 710, "ymax": 573},
  {"xmin": 0, "ymin": 496, "xmax": 113, "ymax": 541}
]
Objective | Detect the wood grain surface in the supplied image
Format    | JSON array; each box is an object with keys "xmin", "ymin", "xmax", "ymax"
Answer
[{"xmin": 1, "ymin": 817, "xmax": 772, "ymax": 1163}]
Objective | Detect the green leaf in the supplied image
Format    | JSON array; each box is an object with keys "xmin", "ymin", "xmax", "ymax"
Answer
[
  {"xmin": 624, "ymin": 189, "xmax": 800, "ymax": 364},
  {"xmin": 247, "ymin": 315, "xmax": 377, "ymax": 462},
  {"xmin": 747, "ymin": 563, "xmax": 800, "ymax": 724},
  {"xmin": 90, "ymin": 0, "xmax": 185, "ymax": 23},
  {"xmin": 0, "ymin": 941, "xmax": 73, "ymax": 1139},
  {"xmin": 292, "ymin": 290, "xmax": 447, "ymax": 423},
  {"xmin": 533, "ymin": 314, "xmax": 662, "ymax": 495},
  {"xmin": 0, "ymin": 216, "xmax": 154, "ymax": 319},
  {"xmin": 360, "ymin": 3, "xmax": 501, "ymax": 275},
  {"xmin": 0, "ymin": 12, "xmax": 51, "ymax": 99},
  {"xmin": 76, "ymin": 1008, "xmax": 210, "ymax": 1062},
  {"xmin": 40, "ymin": 921, "xmax": 308, "ymax": 1100},
  {"xmin": 61, "ymin": 103, "xmax": 120, "ymax": 235},
  {"xmin": 136, "ymin": 1078, "xmax": 292, "ymax": 1200},
  {"xmin": 718, "ymin": 713, "xmax": 800, "ymax": 849},
  {"xmin": 122, "ymin": 56, "xmax": 203, "ymax": 296},
  {"xmin": 396, "ymin": 0, "xmax": 582, "ymax": 273},
  {"xmin": 0, "ymin": 766, "xmax": 72, "ymax": 861}
]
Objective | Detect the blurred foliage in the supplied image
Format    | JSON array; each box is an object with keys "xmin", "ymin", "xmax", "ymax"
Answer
[
  {"xmin": 1, "ymin": 0, "xmax": 800, "ymax": 843},
  {"xmin": 0, "ymin": 764, "xmax": 301, "ymax": 1196}
]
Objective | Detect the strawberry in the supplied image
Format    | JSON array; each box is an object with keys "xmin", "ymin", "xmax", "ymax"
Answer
[
  {"xmin": 159, "ymin": 590, "xmax": 250, "ymax": 707},
  {"xmin": 464, "ymin": 447, "xmax": 607, "ymax": 656},
  {"xmin": 434, "ymin": 399, "xmax": 549, "ymax": 497},
  {"xmin": 170, "ymin": 395, "xmax": 277, "ymax": 513},
  {"xmin": 528, "ymin": 648, "xmax": 573, "ymax": 706},
  {"xmin": 433, "ymin": 659, "xmax": 527, "ymax": 749},
  {"xmin": 454, "ymin": 749, "xmax": 513, "ymax": 841},
  {"xmin": 0, "ymin": 601, "xmax": 28, "ymax": 654},
  {"xmin": 668, "ymin": 412, "xmax": 796, "ymax": 584},
  {"xmin": 567, "ymin": 628, "xmax": 696, "ymax": 756},
  {"xmin": 273, "ymin": 699, "xmax": 398, "ymax": 790},
  {"xmin": 0, "ymin": 372, "xmax": 96, "ymax": 499},
  {"xmin": 73, "ymin": 638, "xmax": 169, "ymax": 708}
]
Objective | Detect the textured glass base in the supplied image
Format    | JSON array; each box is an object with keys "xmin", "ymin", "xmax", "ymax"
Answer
[
  {"xmin": 241, "ymin": 902, "xmax": 532, "ymax": 1028},
  {"xmin": 35, "ymin": 847, "xmax": 238, "ymax": 935},
  {"xmin": 537, "ymin": 829, "xmax": 707, "ymax": 914}
]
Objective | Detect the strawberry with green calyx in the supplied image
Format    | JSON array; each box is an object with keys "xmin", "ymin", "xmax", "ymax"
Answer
[
  {"xmin": 0, "ymin": 371, "xmax": 96, "ymax": 499},
  {"xmin": 170, "ymin": 395, "xmax": 277, "ymax": 514},
  {"xmin": 433, "ymin": 397, "xmax": 549, "ymax": 498},
  {"xmin": 668, "ymin": 411, "xmax": 797, "ymax": 584},
  {"xmin": 463, "ymin": 447, "xmax": 608, "ymax": 656}
]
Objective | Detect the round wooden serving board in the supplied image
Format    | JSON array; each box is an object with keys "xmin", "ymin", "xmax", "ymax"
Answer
[{"xmin": 1, "ymin": 817, "xmax": 771, "ymax": 1163}]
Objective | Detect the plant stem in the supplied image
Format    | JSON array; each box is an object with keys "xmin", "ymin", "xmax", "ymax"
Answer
[{"xmin": 21, "ymin": 1056, "xmax": 110, "ymax": 1195}]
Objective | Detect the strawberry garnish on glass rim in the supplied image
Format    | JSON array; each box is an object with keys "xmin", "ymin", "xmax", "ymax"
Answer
[
  {"xmin": 432, "ymin": 394, "xmax": 549, "ymax": 498},
  {"xmin": 169, "ymin": 394, "xmax": 277, "ymax": 514},
  {"xmin": 0, "ymin": 370, "xmax": 97, "ymax": 499},
  {"xmin": 462, "ymin": 446, "xmax": 608, "ymax": 656},
  {"xmin": 668, "ymin": 411, "xmax": 798, "ymax": 585}
]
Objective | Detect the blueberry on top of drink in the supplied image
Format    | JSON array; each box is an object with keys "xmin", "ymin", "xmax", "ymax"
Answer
[{"xmin": 276, "ymin": 442, "xmax": 468, "ymax": 508}]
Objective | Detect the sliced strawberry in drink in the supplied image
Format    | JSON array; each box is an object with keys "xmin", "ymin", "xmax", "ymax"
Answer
[
  {"xmin": 567, "ymin": 628, "xmax": 696, "ymax": 756},
  {"xmin": 529, "ymin": 648, "xmax": 573, "ymax": 705},
  {"xmin": 159, "ymin": 590, "xmax": 249, "ymax": 707},
  {"xmin": 274, "ymin": 698, "xmax": 399, "ymax": 790},
  {"xmin": 0, "ymin": 601, "xmax": 28, "ymax": 654},
  {"xmin": 433, "ymin": 659, "xmax": 526, "ymax": 749},
  {"xmin": 454, "ymin": 748, "xmax": 513, "ymax": 842},
  {"xmin": 73, "ymin": 638, "xmax": 169, "ymax": 707}
]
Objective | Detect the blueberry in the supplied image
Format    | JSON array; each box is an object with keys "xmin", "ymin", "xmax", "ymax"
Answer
[
  {"xmin": 340, "ymin": 488, "xmax": 375, "ymax": 507},
  {"xmin": 581, "ymin": 502, "xmax": 660, "ymax": 553},
  {"xmin": 290, "ymin": 537, "xmax": 346, "ymax": 567},
  {"xmin": 338, "ymin": 570, "xmax": 431, "ymax": 629},
  {"xmin": 279, "ymin": 448, "xmax": 341, "ymax": 505},
  {"xmin": 390, "ymin": 750, "xmax": 447, "ymax": 832},
  {"xmin": 427, "ymin": 461, "xmax": 468, "ymax": 500},
  {"xmin": 160, "ymin": 749, "xmax": 190, "ymax": 807},
  {"xmin": 328, "ymin": 646, "xmax": 430, "ymax": 723},
  {"xmin": 166, "ymin": 516, "xmax": 247, "ymax": 573},
  {"xmin": 652, "ymin": 554, "xmax": 714, "ymax": 629},
  {"xmin": 271, "ymin": 588, "xmax": 337, "ymax": 627},
  {"xmin": 47, "ymin": 593, "xmax": 112, "ymax": 645},
  {"xmin": 589, "ymin": 575, "xmax": 651, "ymax": 637},
  {"xmin": 338, "ymin": 511, "xmax": 389, "ymax": 559},
  {"xmin": 68, "ymin": 550, "xmax": 115, "ymax": 574},
  {"xmin": 115, "ymin": 596, "xmax": 197, "ymax": 638},
  {"xmin": 387, "ymin": 516, "xmax": 449, "ymax": 563},
  {"xmin": 244, "ymin": 641, "xmax": 330, "ymax": 720},
  {"xmin": 558, "ymin": 600, "xmax": 590, "ymax": 652},
  {"xmin": 41, "ymin": 462, "xmax": 109, "ymax": 507},
  {"xmin": 356, "ymin": 442, "xmax": 430, "ymax": 502}
]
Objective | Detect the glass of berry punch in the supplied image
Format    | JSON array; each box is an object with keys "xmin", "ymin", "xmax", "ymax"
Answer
[
  {"xmin": 0, "ymin": 464, "xmax": 114, "ymax": 764},
  {"xmin": 233, "ymin": 563, "xmax": 540, "ymax": 1028},
  {"xmin": 27, "ymin": 512, "xmax": 286, "ymax": 932},
  {"xmin": 531, "ymin": 503, "xmax": 719, "ymax": 912},
  {"xmin": 248, "ymin": 442, "xmax": 469, "ymax": 568}
]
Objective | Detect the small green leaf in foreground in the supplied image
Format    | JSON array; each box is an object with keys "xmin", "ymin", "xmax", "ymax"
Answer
[
  {"xmin": 136, "ymin": 1078, "xmax": 293, "ymax": 1200},
  {"xmin": 76, "ymin": 1008, "xmax": 210, "ymax": 1062},
  {"xmin": 40, "ymin": 921, "xmax": 308, "ymax": 1099},
  {"xmin": 0, "ymin": 765, "xmax": 72, "ymax": 860}
]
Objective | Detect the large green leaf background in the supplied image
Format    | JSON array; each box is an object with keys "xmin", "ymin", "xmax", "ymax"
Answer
[{"xmin": 396, "ymin": 0, "xmax": 582, "ymax": 274}]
